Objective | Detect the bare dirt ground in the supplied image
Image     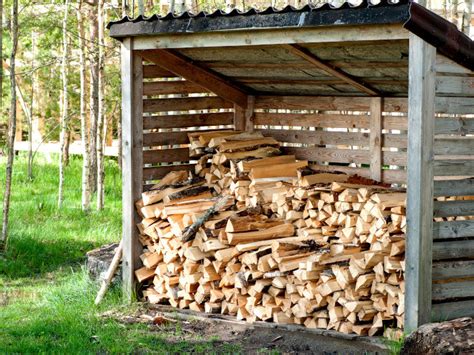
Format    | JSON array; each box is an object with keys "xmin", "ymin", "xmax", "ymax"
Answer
[{"xmin": 101, "ymin": 304, "xmax": 388, "ymax": 354}]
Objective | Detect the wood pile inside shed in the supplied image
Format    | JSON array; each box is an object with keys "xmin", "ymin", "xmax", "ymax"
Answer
[{"xmin": 135, "ymin": 131, "xmax": 408, "ymax": 336}]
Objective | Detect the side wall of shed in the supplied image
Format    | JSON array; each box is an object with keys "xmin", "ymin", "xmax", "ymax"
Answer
[{"xmin": 431, "ymin": 54, "xmax": 474, "ymax": 321}]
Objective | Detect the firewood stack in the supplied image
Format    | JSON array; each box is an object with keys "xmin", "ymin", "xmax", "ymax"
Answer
[{"xmin": 134, "ymin": 131, "xmax": 407, "ymax": 336}]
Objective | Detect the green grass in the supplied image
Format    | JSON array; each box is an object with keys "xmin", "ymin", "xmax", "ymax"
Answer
[{"xmin": 0, "ymin": 154, "xmax": 238, "ymax": 353}]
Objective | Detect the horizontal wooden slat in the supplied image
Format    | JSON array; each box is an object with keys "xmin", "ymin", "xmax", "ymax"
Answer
[
  {"xmin": 434, "ymin": 137, "xmax": 474, "ymax": 155},
  {"xmin": 436, "ymin": 76, "xmax": 474, "ymax": 97},
  {"xmin": 433, "ymin": 239, "xmax": 474, "ymax": 260},
  {"xmin": 383, "ymin": 134, "xmax": 407, "ymax": 149},
  {"xmin": 281, "ymin": 146, "xmax": 406, "ymax": 166},
  {"xmin": 254, "ymin": 113, "xmax": 371, "ymax": 129},
  {"xmin": 436, "ymin": 54, "xmax": 473, "ymax": 75},
  {"xmin": 433, "ymin": 220, "xmax": 474, "ymax": 239},
  {"xmin": 255, "ymin": 96, "xmax": 408, "ymax": 113},
  {"xmin": 434, "ymin": 200, "xmax": 474, "ymax": 217},
  {"xmin": 435, "ymin": 97, "xmax": 474, "ymax": 115},
  {"xmin": 431, "ymin": 299, "xmax": 474, "ymax": 322},
  {"xmin": 143, "ymin": 164, "xmax": 194, "ymax": 180},
  {"xmin": 309, "ymin": 164, "xmax": 406, "ymax": 184},
  {"xmin": 432, "ymin": 280, "xmax": 474, "ymax": 301},
  {"xmin": 259, "ymin": 129, "xmax": 369, "ymax": 146},
  {"xmin": 143, "ymin": 80, "xmax": 210, "ymax": 95},
  {"xmin": 434, "ymin": 160, "xmax": 474, "ymax": 177},
  {"xmin": 143, "ymin": 148, "xmax": 190, "ymax": 164},
  {"xmin": 143, "ymin": 65, "xmax": 177, "ymax": 78},
  {"xmin": 143, "ymin": 112, "xmax": 234, "ymax": 129},
  {"xmin": 435, "ymin": 117, "xmax": 474, "ymax": 135},
  {"xmin": 143, "ymin": 128, "xmax": 231, "ymax": 147},
  {"xmin": 143, "ymin": 97, "xmax": 233, "ymax": 113},
  {"xmin": 434, "ymin": 178, "xmax": 474, "ymax": 197},
  {"xmin": 433, "ymin": 260, "xmax": 474, "ymax": 281},
  {"xmin": 143, "ymin": 131, "xmax": 190, "ymax": 146}
]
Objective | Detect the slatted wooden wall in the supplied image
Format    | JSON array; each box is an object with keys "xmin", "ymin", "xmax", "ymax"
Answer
[
  {"xmin": 141, "ymin": 64, "xmax": 234, "ymax": 187},
  {"xmin": 253, "ymin": 96, "xmax": 408, "ymax": 184},
  {"xmin": 431, "ymin": 54, "xmax": 474, "ymax": 320}
]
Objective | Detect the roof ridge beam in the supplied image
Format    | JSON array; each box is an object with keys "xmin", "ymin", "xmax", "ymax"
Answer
[
  {"xmin": 138, "ymin": 49, "xmax": 250, "ymax": 108},
  {"xmin": 282, "ymin": 44, "xmax": 380, "ymax": 96}
]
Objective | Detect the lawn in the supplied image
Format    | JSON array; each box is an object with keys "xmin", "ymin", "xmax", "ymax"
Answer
[{"xmin": 0, "ymin": 154, "xmax": 238, "ymax": 353}]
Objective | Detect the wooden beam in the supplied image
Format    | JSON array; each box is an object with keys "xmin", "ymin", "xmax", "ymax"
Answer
[
  {"xmin": 369, "ymin": 97, "xmax": 382, "ymax": 181},
  {"xmin": 281, "ymin": 44, "xmax": 379, "ymax": 96},
  {"xmin": 139, "ymin": 49, "xmax": 249, "ymax": 108},
  {"xmin": 133, "ymin": 24, "xmax": 409, "ymax": 49},
  {"xmin": 121, "ymin": 39, "xmax": 144, "ymax": 302},
  {"xmin": 404, "ymin": 34, "xmax": 436, "ymax": 332},
  {"xmin": 234, "ymin": 96, "xmax": 255, "ymax": 131}
]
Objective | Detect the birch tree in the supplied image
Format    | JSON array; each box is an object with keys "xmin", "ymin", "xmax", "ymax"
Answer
[
  {"xmin": 97, "ymin": 0, "xmax": 106, "ymax": 210},
  {"xmin": 78, "ymin": 0, "xmax": 92, "ymax": 211},
  {"xmin": 58, "ymin": 0, "xmax": 70, "ymax": 208},
  {"xmin": 1, "ymin": 0, "xmax": 19, "ymax": 251},
  {"xmin": 89, "ymin": 3, "xmax": 99, "ymax": 193}
]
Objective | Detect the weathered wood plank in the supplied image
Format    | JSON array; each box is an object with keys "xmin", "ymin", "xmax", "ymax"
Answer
[
  {"xmin": 435, "ymin": 97, "xmax": 474, "ymax": 115},
  {"xmin": 432, "ymin": 299, "xmax": 474, "ymax": 322},
  {"xmin": 253, "ymin": 113, "xmax": 408, "ymax": 130},
  {"xmin": 133, "ymin": 24, "xmax": 409, "ymax": 50},
  {"xmin": 143, "ymin": 65, "xmax": 177, "ymax": 78},
  {"xmin": 143, "ymin": 97, "xmax": 233, "ymax": 113},
  {"xmin": 405, "ymin": 34, "xmax": 436, "ymax": 330},
  {"xmin": 383, "ymin": 134, "xmax": 407, "ymax": 149},
  {"xmin": 121, "ymin": 41, "xmax": 144, "ymax": 302},
  {"xmin": 434, "ymin": 178, "xmax": 474, "ymax": 197},
  {"xmin": 432, "ymin": 280, "xmax": 474, "ymax": 301},
  {"xmin": 436, "ymin": 54, "xmax": 474, "ymax": 75},
  {"xmin": 433, "ymin": 220, "xmax": 474, "ymax": 239},
  {"xmin": 143, "ymin": 131, "xmax": 189, "ymax": 146},
  {"xmin": 280, "ymin": 146, "xmax": 406, "ymax": 166},
  {"xmin": 143, "ymin": 112, "xmax": 234, "ymax": 129},
  {"xmin": 436, "ymin": 76, "xmax": 474, "ymax": 97},
  {"xmin": 434, "ymin": 160, "xmax": 474, "ymax": 177},
  {"xmin": 433, "ymin": 200, "xmax": 474, "ymax": 218},
  {"xmin": 143, "ymin": 148, "xmax": 190, "ymax": 164},
  {"xmin": 433, "ymin": 239, "xmax": 474, "ymax": 260},
  {"xmin": 370, "ymin": 97, "xmax": 382, "ymax": 181},
  {"xmin": 143, "ymin": 164, "xmax": 194, "ymax": 181},
  {"xmin": 143, "ymin": 80, "xmax": 209, "ymax": 95},
  {"xmin": 435, "ymin": 117, "xmax": 474, "ymax": 135},
  {"xmin": 434, "ymin": 137, "xmax": 474, "ymax": 156},
  {"xmin": 308, "ymin": 163, "xmax": 406, "ymax": 184},
  {"xmin": 258, "ymin": 129, "xmax": 369, "ymax": 146},
  {"xmin": 433, "ymin": 260, "xmax": 474, "ymax": 281},
  {"xmin": 255, "ymin": 95, "xmax": 372, "ymax": 111}
]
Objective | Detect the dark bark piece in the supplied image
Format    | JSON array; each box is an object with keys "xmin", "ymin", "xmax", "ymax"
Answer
[{"xmin": 402, "ymin": 317, "xmax": 474, "ymax": 355}]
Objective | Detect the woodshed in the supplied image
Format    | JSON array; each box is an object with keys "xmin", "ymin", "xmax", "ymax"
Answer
[{"xmin": 108, "ymin": 0, "xmax": 474, "ymax": 334}]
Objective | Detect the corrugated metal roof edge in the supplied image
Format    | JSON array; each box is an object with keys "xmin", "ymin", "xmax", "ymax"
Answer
[{"xmin": 107, "ymin": 0, "xmax": 408, "ymax": 29}]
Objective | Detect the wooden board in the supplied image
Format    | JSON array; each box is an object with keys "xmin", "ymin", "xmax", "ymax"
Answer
[
  {"xmin": 432, "ymin": 260, "xmax": 474, "ymax": 281},
  {"xmin": 433, "ymin": 220, "xmax": 474, "ymax": 239},
  {"xmin": 143, "ymin": 113, "xmax": 234, "ymax": 129},
  {"xmin": 432, "ymin": 239, "xmax": 474, "ymax": 260},
  {"xmin": 432, "ymin": 299, "xmax": 474, "ymax": 322},
  {"xmin": 143, "ymin": 97, "xmax": 233, "ymax": 113}
]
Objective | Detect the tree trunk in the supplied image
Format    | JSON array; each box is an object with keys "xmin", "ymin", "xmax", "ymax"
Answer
[
  {"xmin": 96, "ymin": 0, "xmax": 105, "ymax": 210},
  {"xmin": 1, "ymin": 0, "xmax": 18, "ymax": 251},
  {"xmin": 58, "ymin": 0, "xmax": 70, "ymax": 209},
  {"xmin": 462, "ymin": 0, "xmax": 472, "ymax": 35},
  {"xmin": 78, "ymin": 0, "xmax": 91, "ymax": 212},
  {"xmin": 89, "ymin": 3, "xmax": 99, "ymax": 194},
  {"xmin": 0, "ymin": 0, "xmax": 3, "ymax": 115}
]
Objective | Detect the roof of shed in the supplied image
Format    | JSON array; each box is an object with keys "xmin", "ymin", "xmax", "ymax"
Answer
[{"xmin": 108, "ymin": 0, "xmax": 474, "ymax": 97}]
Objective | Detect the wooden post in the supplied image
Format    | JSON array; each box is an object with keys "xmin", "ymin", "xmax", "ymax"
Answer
[
  {"xmin": 233, "ymin": 95, "xmax": 255, "ymax": 132},
  {"xmin": 405, "ymin": 34, "xmax": 436, "ymax": 331},
  {"xmin": 121, "ymin": 38, "xmax": 144, "ymax": 302},
  {"xmin": 369, "ymin": 97, "xmax": 382, "ymax": 182}
]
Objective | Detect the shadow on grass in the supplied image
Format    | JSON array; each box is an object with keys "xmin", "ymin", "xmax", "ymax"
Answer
[{"xmin": 0, "ymin": 232, "xmax": 97, "ymax": 280}]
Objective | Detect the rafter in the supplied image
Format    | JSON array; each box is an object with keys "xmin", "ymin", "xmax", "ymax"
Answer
[
  {"xmin": 282, "ymin": 44, "xmax": 380, "ymax": 96},
  {"xmin": 138, "ymin": 49, "xmax": 250, "ymax": 108}
]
